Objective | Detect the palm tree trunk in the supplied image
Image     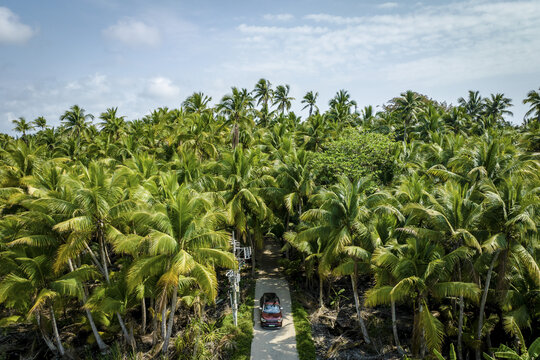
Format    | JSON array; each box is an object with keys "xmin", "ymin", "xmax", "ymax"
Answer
[
  {"xmin": 457, "ymin": 265, "xmax": 464, "ymax": 360},
  {"xmin": 49, "ymin": 304, "xmax": 65, "ymax": 356},
  {"xmin": 117, "ymin": 312, "xmax": 136, "ymax": 350},
  {"xmin": 84, "ymin": 294, "xmax": 108, "ymax": 352},
  {"xmin": 412, "ymin": 300, "xmax": 422, "ymax": 357},
  {"xmin": 68, "ymin": 258, "xmax": 107, "ymax": 352},
  {"xmin": 141, "ymin": 296, "xmax": 147, "ymax": 333},
  {"xmin": 319, "ymin": 273, "xmax": 324, "ymax": 308},
  {"xmin": 476, "ymin": 251, "xmax": 500, "ymax": 360},
  {"xmin": 161, "ymin": 303, "xmax": 167, "ymax": 341},
  {"xmin": 248, "ymin": 230, "xmax": 256, "ymax": 277},
  {"xmin": 36, "ymin": 312, "xmax": 58, "ymax": 353},
  {"xmin": 391, "ymin": 300, "xmax": 404, "ymax": 355},
  {"xmin": 163, "ymin": 283, "xmax": 179, "ymax": 355},
  {"xmin": 151, "ymin": 298, "xmax": 158, "ymax": 346},
  {"xmin": 99, "ymin": 231, "xmax": 110, "ymax": 283},
  {"xmin": 350, "ymin": 264, "xmax": 371, "ymax": 344},
  {"xmin": 232, "ymin": 122, "xmax": 239, "ymax": 149}
]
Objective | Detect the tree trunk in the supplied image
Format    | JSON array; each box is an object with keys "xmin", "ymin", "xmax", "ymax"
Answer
[
  {"xmin": 141, "ymin": 296, "xmax": 147, "ymax": 334},
  {"xmin": 319, "ymin": 274, "xmax": 324, "ymax": 308},
  {"xmin": 248, "ymin": 230, "xmax": 256, "ymax": 277},
  {"xmin": 161, "ymin": 302, "xmax": 167, "ymax": 341},
  {"xmin": 391, "ymin": 300, "xmax": 404, "ymax": 355},
  {"xmin": 163, "ymin": 283, "xmax": 179, "ymax": 355},
  {"xmin": 458, "ymin": 265, "xmax": 464, "ymax": 360},
  {"xmin": 84, "ymin": 300, "xmax": 107, "ymax": 352},
  {"xmin": 232, "ymin": 122, "xmax": 239, "ymax": 149},
  {"xmin": 36, "ymin": 312, "xmax": 58, "ymax": 353},
  {"xmin": 49, "ymin": 304, "xmax": 65, "ymax": 356},
  {"xmin": 151, "ymin": 298, "xmax": 158, "ymax": 346},
  {"xmin": 350, "ymin": 264, "xmax": 371, "ymax": 344},
  {"xmin": 412, "ymin": 300, "xmax": 423, "ymax": 357},
  {"xmin": 99, "ymin": 231, "xmax": 110, "ymax": 284},
  {"xmin": 69, "ymin": 258, "xmax": 107, "ymax": 352},
  {"xmin": 117, "ymin": 312, "xmax": 136, "ymax": 350},
  {"xmin": 476, "ymin": 251, "xmax": 500, "ymax": 360}
]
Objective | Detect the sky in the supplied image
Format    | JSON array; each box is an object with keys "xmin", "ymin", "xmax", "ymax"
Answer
[{"xmin": 1, "ymin": 0, "xmax": 539, "ymax": 134}]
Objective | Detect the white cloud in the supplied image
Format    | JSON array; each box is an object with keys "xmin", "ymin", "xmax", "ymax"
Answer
[
  {"xmin": 103, "ymin": 18, "xmax": 160, "ymax": 47},
  {"xmin": 304, "ymin": 13, "xmax": 361, "ymax": 25},
  {"xmin": 263, "ymin": 13, "xmax": 294, "ymax": 21},
  {"xmin": 378, "ymin": 2, "xmax": 399, "ymax": 9},
  {"xmin": 238, "ymin": 24, "xmax": 328, "ymax": 35},
  {"xmin": 236, "ymin": 1, "xmax": 540, "ymax": 82},
  {"xmin": 0, "ymin": 7, "xmax": 35, "ymax": 44},
  {"xmin": 0, "ymin": 74, "xmax": 185, "ymax": 133},
  {"xmin": 145, "ymin": 77, "xmax": 180, "ymax": 100}
]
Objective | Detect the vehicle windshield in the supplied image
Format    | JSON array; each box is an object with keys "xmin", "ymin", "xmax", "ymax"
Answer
[{"xmin": 263, "ymin": 304, "xmax": 281, "ymax": 314}]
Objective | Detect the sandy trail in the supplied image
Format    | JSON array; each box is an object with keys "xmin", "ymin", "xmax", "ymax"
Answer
[{"xmin": 250, "ymin": 241, "xmax": 299, "ymax": 360}]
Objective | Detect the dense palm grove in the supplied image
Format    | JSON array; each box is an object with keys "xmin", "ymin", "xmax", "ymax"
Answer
[{"xmin": 1, "ymin": 81, "xmax": 539, "ymax": 359}]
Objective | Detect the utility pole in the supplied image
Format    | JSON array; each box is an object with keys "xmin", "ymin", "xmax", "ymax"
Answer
[{"xmin": 226, "ymin": 230, "xmax": 251, "ymax": 327}]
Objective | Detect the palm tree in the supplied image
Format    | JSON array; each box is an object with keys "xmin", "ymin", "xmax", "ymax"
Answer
[
  {"xmin": 394, "ymin": 90, "xmax": 423, "ymax": 142},
  {"xmin": 33, "ymin": 116, "xmax": 48, "ymax": 131},
  {"xmin": 213, "ymin": 146, "xmax": 272, "ymax": 276},
  {"xmin": 475, "ymin": 175, "xmax": 540, "ymax": 360},
  {"xmin": 99, "ymin": 107, "xmax": 126, "ymax": 141},
  {"xmin": 12, "ymin": 117, "xmax": 34, "ymax": 139},
  {"xmin": 273, "ymin": 84, "xmax": 294, "ymax": 116},
  {"xmin": 44, "ymin": 161, "xmax": 135, "ymax": 350},
  {"xmin": 403, "ymin": 181, "xmax": 483, "ymax": 360},
  {"xmin": 0, "ymin": 254, "xmax": 85, "ymax": 357},
  {"xmin": 523, "ymin": 88, "xmax": 540, "ymax": 123},
  {"xmin": 60, "ymin": 104, "xmax": 93, "ymax": 139},
  {"xmin": 183, "ymin": 92, "xmax": 212, "ymax": 115},
  {"xmin": 316, "ymin": 176, "xmax": 375, "ymax": 344},
  {"xmin": 126, "ymin": 179, "xmax": 236, "ymax": 354},
  {"xmin": 328, "ymin": 90, "xmax": 357, "ymax": 124},
  {"xmin": 301, "ymin": 91, "xmax": 319, "ymax": 117},
  {"xmin": 458, "ymin": 91, "xmax": 484, "ymax": 119},
  {"xmin": 218, "ymin": 87, "xmax": 254, "ymax": 148},
  {"xmin": 483, "ymin": 94, "xmax": 513, "ymax": 125},
  {"xmin": 366, "ymin": 237, "xmax": 480, "ymax": 357},
  {"xmin": 296, "ymin": 114, "xmax": 334, "ymax": 152}
]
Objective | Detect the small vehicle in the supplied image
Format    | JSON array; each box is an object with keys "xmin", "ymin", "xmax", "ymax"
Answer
[{"xmin": 259, "ymin": 292, "xmax": 283, "ymax": 328}]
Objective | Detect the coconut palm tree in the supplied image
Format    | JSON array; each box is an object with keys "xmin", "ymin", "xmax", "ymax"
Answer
[
  {"xmin": 33, "ymin": 116, "xmax": 48, "ymax": 131},
  {"xmin": 126, "ymin": 178, "xmax": 236, "ymax": 355},
  {"xmin": 316, "ymin": 176, "xmax": 376, "ymax": 344},
  {"xmin": 301, "ymin": 91, "xmax": 319, "ymax": 117},
  {"xmin": 458, "ymin": 91, "xmax": 484, "ymax": 119},
  {"xmin": 183, "ymin": 92, "xmax": 212, "ymax": 115},
  {"xmin": 12, "ymin": 117, "xmax": 34, "ymax": 140},
  {"xmin": 483, "ymin": 94, "xmax": 513, "ymax": 125},
  {"xmin": 523, "ymin": 88, "xmax": 540, "ymax": 123},
  {"xmin": 394, "ymin": 90, "xmax": 423, "ymax": 142},
  {"xmin": 60, "ymin": 104, "xmax": 94, "ymax": 139},
  {"xmin": 474, "ymin": 175, "xmax": 540, "ymax": 360},
  {"xmin": 99, "ymin": 107, "xmax": 126, "ymax": 141},
  {"xmin": 402, "ymin": 180, "xmax": 483, "ymax": 360},
  {"xmin": 41, "ymin": 161, "xmax": 135, "ymax": 350},
  {"xmin": 212, "ymin": 146, "xmax": 272, "ymax": 276},
  {"xmin": 366, "ymin": 237, "xmax": 480, "ymax": 357},
  {"xmin": 218, "ymin": 87, "xmax": 254, "ymax": 148},
  {"xmin": 273, "ymin": 84, "xmax": 294, "ymax": 116},
  {"xmin": 328, "ymin": 89, "xmax": 357, "ymax": 124}
]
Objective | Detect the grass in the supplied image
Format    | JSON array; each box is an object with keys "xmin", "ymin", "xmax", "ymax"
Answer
[
  {"xmin": 222, "ymin": 278, "xmax": 255, "ymax": 360},
  {"xmin": 292, "ymin": 299, "xmax": 317, "ymax": 360}
]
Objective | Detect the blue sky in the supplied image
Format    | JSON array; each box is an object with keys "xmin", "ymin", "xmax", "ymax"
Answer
[{"xmin": 1, "ymin": 0, "xmax": 539, "ymax": 133}]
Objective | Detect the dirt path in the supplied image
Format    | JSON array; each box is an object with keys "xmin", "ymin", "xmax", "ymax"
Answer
[{"xmin": 250, "ymin": 241, "xmax": 299, "ymax": 360}]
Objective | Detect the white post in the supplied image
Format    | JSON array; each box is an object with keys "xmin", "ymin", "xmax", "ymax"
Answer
[{"xmin": 232, "ymin": 231, "xmax": 239, "ymax": 326}]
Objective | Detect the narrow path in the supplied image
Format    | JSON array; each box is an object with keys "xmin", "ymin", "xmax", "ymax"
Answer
[{"xmin": 250, "ymin": 241, "xmax": 299, "ymax": 360}]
